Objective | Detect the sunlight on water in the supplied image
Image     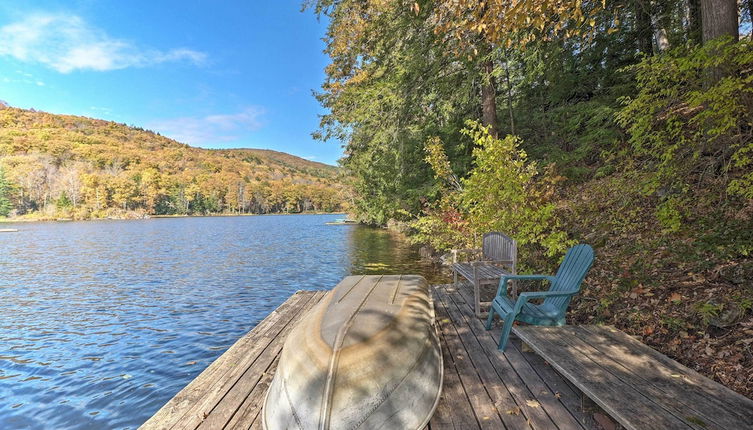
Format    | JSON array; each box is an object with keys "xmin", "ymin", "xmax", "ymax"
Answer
[{"xmin": 0, "ymin": 214, "xmax": 444, "ymax": 429}]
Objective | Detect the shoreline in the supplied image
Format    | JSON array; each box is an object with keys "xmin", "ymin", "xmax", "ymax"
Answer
[{"xmin": 0, "ymin": 211, "xmax": 348, "ymax": 224}]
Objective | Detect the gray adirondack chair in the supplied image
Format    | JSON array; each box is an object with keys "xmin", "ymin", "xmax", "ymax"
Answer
[
  {"xmin": 486, "ymin": 244, "xmax": 594, "ymax": 350},
  {"xmin": 452, "ymin": 232, "xmax": 517, "ymax": 317}
]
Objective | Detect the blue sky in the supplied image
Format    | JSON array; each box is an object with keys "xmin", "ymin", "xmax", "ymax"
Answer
[{"xmin": 0, "ymin": 1, "xmax": 343, "ymax": 165}]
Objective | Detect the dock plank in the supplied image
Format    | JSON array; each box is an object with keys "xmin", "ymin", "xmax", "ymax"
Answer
[
  {"xmin": 140, "ymin": 291, "xmax": 322, "ymax": 430},
  {"xmin": 429, "ymin": 335, "xmax": 477, "ymax": 430},
  {"xmin": 443, "ymin": 286, "xmax": 584, "ymax": 430},
  {"xmin": 453, "ymin": 284, "xmax": 593, "ymax": 429},
  {"xmin": 433, "ymin": 292, "xmax": 506, "ymax": 429},
  {"xmin": 508, "ymin": 338, "xmax": 597, "ymax": 430},
  {"xmin": 514, "ymin": 326, "xmax": 712, "ymax": 430},
  {"xmin": 432, "ymin": 325, "xmax": 484, "ymax": 429},
  {"xmin": 198, "ymin": 291, "xmax": 328, "ymax": 429},
  {"xmin": 545, "ymin": 326, "xmax": 707, "ymax": 430},
  {"xmin": 436, "ymin": 288, "xmax": 537, "ymax": 429},
  {"xmin": 580, "ymin": 325, "xmax": 753, "ymax": 425},
  {"xmin": 175, "ymin": 291, "xmax": 322, "ymax": 429},
  {"xmin": 223, "ymin": 354, "xmax": 280, "ymax": 429}
]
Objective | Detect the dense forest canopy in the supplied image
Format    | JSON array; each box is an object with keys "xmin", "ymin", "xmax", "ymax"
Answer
[
  {"xmin": 309, "ymin": 0, "xmax": 753, "ymax": 397},
  {"xmin": 0, "ymin": 106, "xmax": 348, "ymax": 219}
]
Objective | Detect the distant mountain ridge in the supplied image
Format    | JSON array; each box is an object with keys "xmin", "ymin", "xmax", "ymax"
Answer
[
  {"xmin": 234, "ymin": 148, "xmax": 336, "ymax": 171},
  {"xmin": 0, "ymin": 106, "xmax": 348, "ymax": 219}
]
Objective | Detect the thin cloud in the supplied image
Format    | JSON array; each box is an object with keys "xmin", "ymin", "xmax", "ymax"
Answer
[
  {"xmin": 0, "ymin": 13, "xmax": 207, "ymax": 73},
  {"xmin": 148, "ymin": 107, "xmax": 266, "ymax": 146},
  {"xmin": 1, "ymin": 70, "xmax": 45, "ymax": 86}
]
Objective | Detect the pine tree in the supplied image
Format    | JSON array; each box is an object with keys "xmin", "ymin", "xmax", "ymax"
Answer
[{"xmin": 0, "ymin": 167, "xmax": 12, "ymax": 217}]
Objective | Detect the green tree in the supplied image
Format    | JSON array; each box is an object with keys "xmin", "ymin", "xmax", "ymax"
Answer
[
  {"xmin": 0, "ymin": 167, "xmax": 12, "ymax": 217},
  {"xmin": 56, "ymin": 191, "xmax": 72, "ymax": 209}
]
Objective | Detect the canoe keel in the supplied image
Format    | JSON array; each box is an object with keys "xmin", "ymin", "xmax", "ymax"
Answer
[{"xmin": 263, "ymin": 275, "xmax": 443, "ymax": 430}]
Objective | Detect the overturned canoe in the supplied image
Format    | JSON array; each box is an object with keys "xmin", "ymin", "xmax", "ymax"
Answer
[{"xmin": 263, "ymin": 275, "xmax": 442, "ymax": 430}]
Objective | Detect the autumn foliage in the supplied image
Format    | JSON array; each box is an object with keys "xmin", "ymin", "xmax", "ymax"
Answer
[{"xmin": 0, "ymin": 106, "xmax": 349, "ymax": 220}]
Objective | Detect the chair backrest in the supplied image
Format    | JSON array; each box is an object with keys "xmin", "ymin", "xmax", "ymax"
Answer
[
  {"xmin": 482, "ymin": 232, "xmax": 517, "ymax": 266},
  {"xmin": 544, "ymin": 244, "xmax": 595, "ymax": 311}
]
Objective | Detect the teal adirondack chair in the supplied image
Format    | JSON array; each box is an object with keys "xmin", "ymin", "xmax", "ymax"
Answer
[{"xmin": 485, "ymin": 244, "xmax": 594, "ymax": 350}]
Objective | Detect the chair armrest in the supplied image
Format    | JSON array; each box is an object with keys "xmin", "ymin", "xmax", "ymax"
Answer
[
  {"xmin": 504, "ymin": 275, "xmax": 557, "ymax": 282},
  {"xmin": 494, "ymin": 275, "xmax": 557, "ymax": 298},
  {"xmin": 452, "ymin": 248, "xmax": 482, "ymax": 253},
  {"xmin": 475, "ymin": 259, "xmax": 514, "ymax": 267},
  {"xmin": 519, "ymin": 290, "xmax": 579, "ymax": 300},
  {"xmin": 511, "ymin": 290, "xmax": 579, "ymax": 314},
  {"xmin": 470, "ymin": 260, "xmax": 495, "ymax": 266},
  {"xmin": 451, "ymin": 248, "xmax": 482, "ymax": 263}
]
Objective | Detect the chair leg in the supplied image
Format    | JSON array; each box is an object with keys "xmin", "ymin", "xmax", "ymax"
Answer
[
  {"xmin": 497, "ymin": 314, "xmax": 516, "ymax": 351},
  {"xmin": 473, "ymin": 278, "xmax": 481, "ymax": 318},
  {"xmin": 453, "ymin": 269, "xmax": 457, "ymax": 287},
  {"xmin": 485, "ymin": 306, "xmax": 496, "ymax": 330}
]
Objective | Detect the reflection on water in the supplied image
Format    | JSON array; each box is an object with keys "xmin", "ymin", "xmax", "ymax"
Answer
[
  {"xmin": 0, "ymin": 214, "xmax": 444, "ymax": 429},
  {"xmin": 347, "ymin": 225, "xmax": 443, "ymax": 282}
]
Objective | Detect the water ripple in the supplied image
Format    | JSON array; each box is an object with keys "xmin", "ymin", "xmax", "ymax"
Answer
[{"xmin": 0, "ymin": 214, "xmax": 443, "ymax": 429}]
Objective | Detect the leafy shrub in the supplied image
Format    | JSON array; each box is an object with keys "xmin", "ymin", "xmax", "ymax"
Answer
[
  {"xmin": 617, "ymin": 37, "xmax": 753, "ymax": 201},
  {"xmin": 411, "ymin": 121, "xmax": 572, "ymax": 256},
  {"xmin": 461, "ymin": 121, "xmax": 571, "ymax": 256}
]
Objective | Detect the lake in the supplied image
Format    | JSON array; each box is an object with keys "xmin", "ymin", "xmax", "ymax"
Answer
[{"xmin": 0, "ymin": 214, "xmax": 444, "ymax": 429}]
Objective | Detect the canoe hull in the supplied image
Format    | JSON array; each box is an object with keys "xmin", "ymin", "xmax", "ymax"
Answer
[{"xmin": 263, "ymin": 275, "xmax": 442, "ymax": 430}]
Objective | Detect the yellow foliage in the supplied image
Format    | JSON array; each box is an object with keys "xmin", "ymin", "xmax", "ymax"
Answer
[{"xmin": 0, "ymin": 107, "xmax": 349, "ymax": 218}]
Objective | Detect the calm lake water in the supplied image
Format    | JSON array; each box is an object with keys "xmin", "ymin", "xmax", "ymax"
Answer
[{"xmin": 0, "ymin": 214, "xmax": 444, "ymax": 429}]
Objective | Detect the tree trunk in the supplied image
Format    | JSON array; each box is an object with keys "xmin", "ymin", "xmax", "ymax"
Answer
[
  {"xmin": 701, "ymin": 0, "xmax": 738, "ymax": 43},
  {"xmin": 503, "ymin": 60, "xmax": 516, "ymax": 135},
  {"xmin": 652, "ymin": 0, "xmax": 671, "ymax": 51},
  {"xmin": 635, "ymin": 0, "xmax": 654, "ymax": 55},
  {"xmin": 481, "ymin": 59, "xmax": 499, "ymax": 138},
  {"xmin": 687, "ymin": 0, "xmax": 702, "ymax": 44}
]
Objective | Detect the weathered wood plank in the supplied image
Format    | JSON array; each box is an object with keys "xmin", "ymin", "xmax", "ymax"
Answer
[
  {"xmin": 434, "ymin": 288, "xmax": 532, "ymax": 429},
  {"xmin": 139, "ymin": 291, "xmax": 319, "ymax": 430},
  {"xmin": 454, "ymin": 284, "xmax": 590, "ymax": 427},
  {"xmin": 198, "ymin": 291, "xmax": 327, "ymax": 429},
  {"xmin": 227, "ymin": 291, "xmax": 327, "ymax": 427},
  {"xmin": 249, "ymin": 413, "xmax": 263, "ymax": 430},
  {"xmin": 509, "ymin": 339, "xmax": 598, "ymax": 430},
  {"xmin": 176, "ymin": 291, "xmax": 321, "ymax": 429},
  {"xmin": 540, "ymin": 326, "xmax": 707, "ymax": 430},
  {"xmin": 513, "ymin": 326, "xmax": 695, "ymax": 430},
  {"xmin": 222, "ymin": 354, "xmax": 280, "ymax": 429},
  {"xmin": 442, "ymin": 286, "xmax": 585, "ymax": 430},
  {"xmin": 578, "ymin": 325, "xmax": 753, "ymax": 427},
  {"xmin": 433, "ymin": 291, "xmax": 506, "ymax": 429},
  {"xmin": 430, "ymin": 313, "xmax": 480, "ymax": 430}
]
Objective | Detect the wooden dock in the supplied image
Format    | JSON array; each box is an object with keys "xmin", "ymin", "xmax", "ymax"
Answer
[
  {"xmin": 141, "ymin": 284, "xmax": 596, "ymax": 429},
  {"xmin": 514, "ymin": 325, "xmax": 753, "ymax": 430}
]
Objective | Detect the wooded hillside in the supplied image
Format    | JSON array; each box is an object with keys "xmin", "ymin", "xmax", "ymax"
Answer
[
  {"xmin": 0, "ymin": 105, "xmax": 348, "ymax": 219},
  {"xmin": 309, "ymin": 0, "xmax": 753, "ymax": 397}
]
